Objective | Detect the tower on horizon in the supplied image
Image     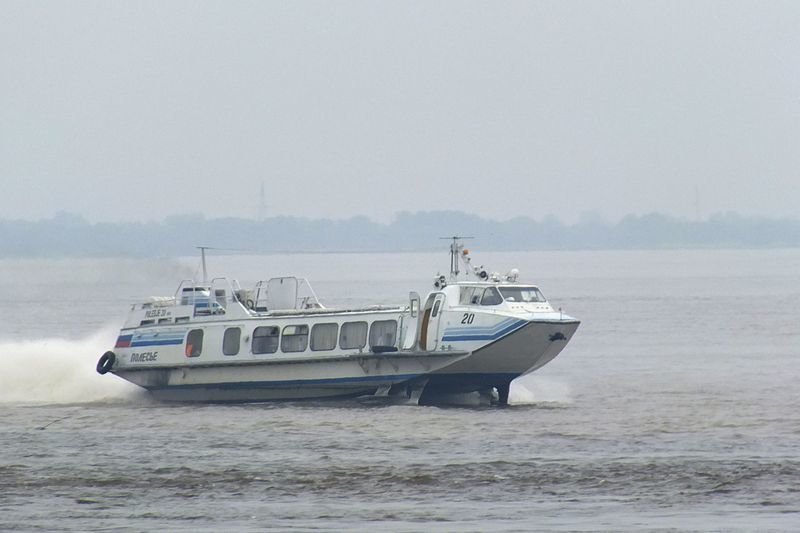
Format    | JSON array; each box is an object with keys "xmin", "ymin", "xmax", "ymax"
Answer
[{"xmin": 258, "ymin": 181, "xmax": 267, "ymax": 221}]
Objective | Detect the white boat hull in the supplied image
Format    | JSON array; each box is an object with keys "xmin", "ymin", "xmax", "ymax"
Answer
[
  {"xmin": 422, "ymin": 318, "xmax": 580, "ymax": 397},
  {"xmin": 113, "ymin": 351, "xmax": 468, "ymax": 402}
]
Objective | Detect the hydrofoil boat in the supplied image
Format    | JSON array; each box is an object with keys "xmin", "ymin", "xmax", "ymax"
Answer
[{"xmin": 96, "ymin": 240, "xmax": 579, "ymax": 405}]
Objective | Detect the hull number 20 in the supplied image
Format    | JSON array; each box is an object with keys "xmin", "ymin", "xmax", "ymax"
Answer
[{"xmin": 461, "ymin": 313, "xmax": 475, "ymax": 324}]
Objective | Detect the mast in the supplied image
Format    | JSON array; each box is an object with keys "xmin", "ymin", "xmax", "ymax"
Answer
[
  {"xmin": 197, "ymin": 246, "xmax": 209, "ymax": 284},
  {"xmin": 440, "ymin": 236, "xmax": 473, "ymax": 279}
]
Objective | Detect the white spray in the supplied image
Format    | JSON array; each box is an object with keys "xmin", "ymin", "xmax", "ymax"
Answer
[
  {"xmin": 509, "ymin": 376, "xmax": 573, "ymax": 405},
  {"xmin": 0, "ymin": 326, "xmax": 143, "ymax": 404}
]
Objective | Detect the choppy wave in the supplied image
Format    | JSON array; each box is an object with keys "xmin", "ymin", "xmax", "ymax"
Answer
[
  {"xmin": 0, "ymin": 328, "xmax": 141, "ymax": 404},
  {"xmin": 3, "ymin": 457, "xmax": 797, "ymax": 516}
]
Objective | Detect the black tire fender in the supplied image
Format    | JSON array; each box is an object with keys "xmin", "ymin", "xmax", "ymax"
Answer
[{"xmin": 96, "ymin": 351, "xmax": 116, "ymax": 375}]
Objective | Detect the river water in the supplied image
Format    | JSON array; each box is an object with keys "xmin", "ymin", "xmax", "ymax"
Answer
[{"xmin": 1, "ymin": 249, "xmax": 798, "ymax": 531}]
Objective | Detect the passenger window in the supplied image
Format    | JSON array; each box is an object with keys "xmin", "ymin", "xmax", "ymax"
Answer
[
  {"xmin": 369, "ymin": 320, "xmax": 397, "ymax": 348},
  {"xmin": 310, "ymin": 323, "xmax": 338, "ymax": 351},
  {"xmin": 252, "ymin": 326, "xmax": 279, "ymax": 354},
  {"xmin": 185, "ymin": 329, "xmax": 203, "ymax": 357},
  {"xmin": 431, "ymin": 300, "xmax": 441, "ymax": 318},
  {"xmin": 480, "ymin": 287, "xmax": 503, "ymax": 306},
  {"xmin": 340, "ymin": 321, "xmax": 367, "ymax": 350},
  {"xmin": 223, "ymin": 327, "xmax": 241, "ymax": 356},
  {"xmin": 281, "ymin": 325, "xmax": 309, "ymax": 353}
]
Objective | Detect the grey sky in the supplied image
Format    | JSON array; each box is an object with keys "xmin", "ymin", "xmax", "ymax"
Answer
[{"xmin": 1, "ymin": 1, "xmax": 798, "ymax": 223}]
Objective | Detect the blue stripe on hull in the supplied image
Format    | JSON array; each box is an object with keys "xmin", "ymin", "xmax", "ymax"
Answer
[
  {"xmin": 443, "ymin": 317, "xmax": 517, "ymax": 335},
  {"xmin": 442, "ymin": 318, "xmax": 527, "ymax": 342},
  {"xmin": 131, "ymin": 339, "xmax": 185, "ymax": 347}
]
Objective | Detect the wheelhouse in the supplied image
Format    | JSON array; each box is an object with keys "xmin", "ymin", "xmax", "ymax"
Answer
[{"xmin": 456, "ymin": 284, "xmax": 548, "ymax": 307}]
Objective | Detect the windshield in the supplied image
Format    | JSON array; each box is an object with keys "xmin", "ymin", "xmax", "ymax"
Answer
[
  {"xmin": 480, "ymin": 287, "xmax": 503, "ymax": 306},
  {"xmin": 498, "ymin": 286, "xmax": 546, "ymax": 303}
]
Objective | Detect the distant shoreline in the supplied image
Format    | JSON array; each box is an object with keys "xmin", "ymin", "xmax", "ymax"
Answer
[{"xmin": 2, "ymin": 210, "xmax": 798, "ymax": 258}]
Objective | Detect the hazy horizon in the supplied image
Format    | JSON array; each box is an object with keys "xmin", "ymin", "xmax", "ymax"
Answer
[
  {"xmin": 2, "ymin": 1, "xmax": 798, "ymax": 224},
  {"xmin": 2, "ymin": 208, "xmax": 798, "ymax": 258},
  {"xmin": 1, "ymin": 206, "xmax": 798, "ymax": 226}
]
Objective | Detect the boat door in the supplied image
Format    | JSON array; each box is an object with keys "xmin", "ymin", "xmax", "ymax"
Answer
[
  {"xmin": 401, "ymin": 292, "xmax": 421, "ymax": 350},
  {"xmin": 423, "ymin": 293, "xmax": 446, "ymax": 351}
]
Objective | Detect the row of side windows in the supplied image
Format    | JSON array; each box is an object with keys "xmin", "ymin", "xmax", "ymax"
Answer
[{"xmin": 185, "ymin": 320, "xmax": 397, "ymax": 357}]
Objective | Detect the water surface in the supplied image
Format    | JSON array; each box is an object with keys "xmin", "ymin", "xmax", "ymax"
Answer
[{"xmin": 1, "ymin": 249, "xmax": 798, "ymax": 531}]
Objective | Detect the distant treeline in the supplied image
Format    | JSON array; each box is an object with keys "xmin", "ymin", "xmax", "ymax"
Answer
[{"xmin": 1, "ymin": 211, "xmax": 799, "ymax": 257}]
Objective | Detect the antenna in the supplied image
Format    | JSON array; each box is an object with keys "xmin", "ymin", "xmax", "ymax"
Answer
[
  {"xmin": 258, "ymin": 181, "xmax": 267, "ymax": 222},
  {"xmin": 694, "ymin": 184, "xmax": 700, "ymax": 222},
  {"xmin": 197, "ymin": 246, "xmax": 210, "ymax": 283},
  {"xmin": 440, "ymin": 236, "xmax": 474, "ymax": 279},
  {"xmin": 194, "ymin": 246, "xmax": 252, "ymax": 283}
]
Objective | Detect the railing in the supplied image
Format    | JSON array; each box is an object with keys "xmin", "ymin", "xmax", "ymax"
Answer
[
  {"xmin": 172, "ymin": 277, "xmax": 244, "ymax": 316},
  {"xmin": 252, "ymin": 277, "xmax": 324, "ymax": 312}
]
